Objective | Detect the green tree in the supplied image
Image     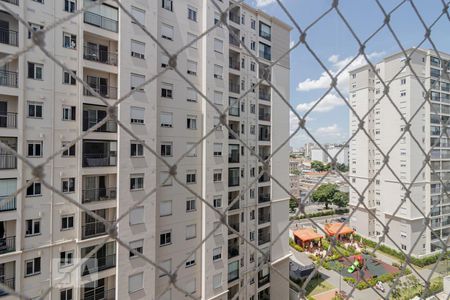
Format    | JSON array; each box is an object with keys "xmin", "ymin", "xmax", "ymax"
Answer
[
  {"xmin": 311, "ymin": 183, "xmax": 338, "ymax": 209},
  {"xmin": 290, "ymin": 169, "xmax": 301, "ymax": 175},
  {"xmin": 289, "ymin": 197, "xmax": 298, "ymax": 212},
  {"xmin": 311, "ymin": 160, "xmax": 326, "ymax": 171},
  {"xmin": 333, "ymin": 191, "xmax": 349, "ymax": 208},
  {"xmin": 336, "ymin": 163, "xmax": 349, "ymax": 172}
]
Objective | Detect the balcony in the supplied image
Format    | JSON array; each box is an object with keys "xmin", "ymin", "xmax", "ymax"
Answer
[
  {"xmin": 259, "ymin": 168, "xmax": 270, "ymax": 183},
  {"xmin": 259, "ymin": 42, "xmax": 272, "ymax": 61},
  {"xmin": 0, "ymin": 0, "xmax": 19, "ymax": 5},
  {"xmin": 229, "ymin": 33, "xmax": 240, "ymax": 47},
  {"xmin": 81, "ymin": 208, "xmax": 115, "ymax": 239},
  {"xmin": 84, "ymin": 11, "xmax": 118, "ymax": 33},
  {"xmin": 259, "ymin": 145, "xmax": 271, "ymax": 161},
  {"xmin": 228, "ymin": 191, "xmax": 240, "ymax": 211},
  {"xmin": 84, "ymin": 45, "xmax": 118, "ymax": 66},
  {"xmin": 259, "ymin": 125, "xmax": 271, "ymax": 142},
  {"xmin": 0, "ymin": 28, "xmax": 17, "ymax": 47},
  {"xmin": 259, "ymin": 108, "xmax": 271, "ymax": 122},
  {"xmin": 83, "ymin": 73, "xmax": 118, "ymax": 99},
  {"xmin": 258, "ymin": 207, "xmax": 271, "ymax": 225},
  {"xmin": 0, "ymin": 12, "xmax": 18, "ymax": 47},
  {"xmin": 82, "ymin": 287, "xmax": 115, "ymax": 300},
  {"xmin": 82, "ymin": 175, "xmax": 116, "ymax": 204},
  {"xmin": 258, "ymin": 227, "xmax": 271, "ymax": 245},
  {"xmin": 82, "ymin": 140, "xmax": 117, "ymax": 167},
  {"xmin": 228, "ymin": 261, "xmax": 239, "ymax": 283},
  {"xmin": 258, "ymin": 270, "xmax": 270, "ymax": 287},
  {"xmin": 228, "ymin": 168, "xmax": 240, "ymax": 187},
  {"xmin": 229, "ymin": 50, "xmax": 240, "ymax": 71},
  {"xmin": 228, "ymin": 238, "xmax": 239, "ymax": 259},
  {"xmin": 228, "ymin": 144, "xmax": 240, "ymax": 163},
  {"xmin": 258, "ymin": 194, "xmax": 270, "ymax": 203},
  {"xmin": 0, "ymin": 112, "xmax": 17, "ymax": 128},
  {"xmin": 259, "ymin": 90, "xmax": 271, "ymax": 101},
  {"xmin": 228, "ymin": 215, "xmax": 240, "ymax": 234},
  {"xmin": 0, "ymin": 154, "xmax": 16, "ymax": 169},
  {"xmin": 0, "ymin": 196, "xmax": 15, "ymax": 212},
  {"xmin": 0, "ymin": 70, "xmax": 17, "ymax": 88},
  {"xmin": 229, "ymin": 9, "xmax": 240, "ymax": 24},
  {"xmin": 0, "ymin": 275, "xmax": 14, "ymax": 297},
  {"xmin": 228, "ymin": 98, "xmax": 240, "ymax": 117},
  {"xmin": 258, "ymin": 287, "xmax": 270, "ymax": 300},
  {"xmin": 83, "ymin": 105, "xmax": 117, "ymax": 133},
  {"xmin": 0, "ymin": 236, "xmax": 14, "ymax": 254},
  {"xmin": 81, "ymin": 243, "xmax": 116, "ymax": 276},
  {"xmin": 229, "ymin": 81, "xmax": 240, "ymax": 94}
]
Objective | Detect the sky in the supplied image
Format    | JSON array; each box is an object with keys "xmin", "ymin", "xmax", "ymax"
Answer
[{"xmin": 245, "ymin": 0, "xmax": 450, "ymax": 149}]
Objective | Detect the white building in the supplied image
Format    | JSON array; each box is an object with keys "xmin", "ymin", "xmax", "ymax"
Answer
[
  {"xmin": 349, "ymin": 48, "xmax": 450, "ymax": 256},
  {"xmin": 310, "ymin": 145, "xmax": 348, "ymax": 165},
  {"xmin": 0, "ymin": 0, "xmax": 291, "ymax": 299}
]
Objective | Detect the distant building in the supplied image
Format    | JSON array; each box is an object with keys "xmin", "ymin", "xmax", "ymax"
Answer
[{"xmin": 310, "ymin": 145, "xmax": 349, "ymax": 165}]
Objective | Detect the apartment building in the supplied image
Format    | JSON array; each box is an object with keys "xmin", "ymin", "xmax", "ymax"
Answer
[
  {"xmin": 0, "ymin": 0, "xmax": 291, "ymax": 299},
  {"xmin": 349, "ymin": 48, "xmax": 449, "ymax": 256},
  {"xmin": 310, "ymin": 145, "xmax": 348, "ymax": 165}
]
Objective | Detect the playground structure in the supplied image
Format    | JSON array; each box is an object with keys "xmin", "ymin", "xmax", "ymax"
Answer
[{"xmin": 347, "ymin": 255, "xmax": 365, "ymax": 274}]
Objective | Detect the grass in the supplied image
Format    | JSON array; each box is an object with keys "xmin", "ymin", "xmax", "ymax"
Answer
[{"xmin": 306, "ymin": 277, "xmax": 335, "ymax": 296}]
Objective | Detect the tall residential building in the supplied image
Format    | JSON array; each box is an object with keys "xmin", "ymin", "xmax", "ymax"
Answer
[
  {"xmin": 349, "ymin": 48, "xmax": 449, "ymax": 256},
  {"xmin": 0, "ymin": 0, "xmax": 291, "ymax": 299},
  {"xmin": 310, "ymin": 145, "xmax": 348, "ymax": 165}
]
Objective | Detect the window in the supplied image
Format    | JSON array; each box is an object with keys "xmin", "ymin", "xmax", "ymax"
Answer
[
  {"xmin": 162, "ymin": 0, "xmax": 173, "ymax": 11},
  {"xmin": 64, "ymin": 0, "xmax": 76, "ymax": 12},
  {"xmin": 60, "ymin": 250, "xmax": 73, "ymax": 267},
  {"xmin": 250, "ymin": 125, "xmax": 256, "ymax": 135},
  {"xmin": 131, "ymin": 6, "xmax": 145, "ymax": 25},
  {"xmin": 159, "ymin": 259, "xmax": 171, "ymax": 277},
  {"xmin": 161, "ymin": 83, "xmax": 173, "ymax": 98},
  {"xmin": 250, "ymin": 231, "xmax": 255, "ymax": 241},
  {"xmin": 32, "ymin": 0, "xmax": 44, "ymax": 3},
  {"xmin": 213, "ymin": 169, "xmax": 222, "ymax": 182},
  {"xmin": 186, "ymin": 170, "xmax": 197, "ymax": 184},
  {"xmin": 401, "ymin": 244, "xmax": 407, "ymax": 250},
  {"xmin": 250, "ymin": 210, "xmax": 255, "ymax": 220},
  {"xmin": 250, "ymin": 104, "xmax": 255, "ymax": 113},
  {"xmin": 62, "ymin": 178, "xmax": 75, "ymax": 193},
  {"xmin": 60, "ymin": 288, "xmax": 73, "ymax": 300},
  {"xmin": 61, "ymin": 215, "xmax": 74, "ymax": 230},
  {"xmin": 25, "ymin": 219, "xmax": 41, "ymax": 236},
  {"xmin": 186, "ymin": 224, "xmax": 196, "ymax": 240},
  {"xmin": 131, "ymin": 141, "xmax": 144, "ymax": 157},
  {"xmin": 63, "ymin": 70, "xmax": 76, "ymax": 85},
  {"xmin": 213, "ymin": 247, "xmax": 222, "ymax": 261},
  {"xmin": 28, "ymin": 62, "xmax": 43, "ymax": 80},
  {"xmin": 250, "ymin": 61, "xmax": 256, "ymax": 72},
  {"xmin": 213, "ymin": 273, "xmax": 222, "ymax": 289},
  {"xmin": 62, "ymin": 106, "xmax": 76, "ymax": 121},
  {"xmin": 28, "ymin": 101, "xmax": 43, "ymax": 118},
  {"xmin": 27, "ymin": 141, "xmax": 43, "ymax": 157},
  {"xmin": 187, "ymin": 115, "xmax": 197, "ymax": 130},
  {"xmin": 187, "ymin": 60, "xmax": 197, "ymax": 76},
  {"xmin": 186, "ymin": 198, "xmax": 196, "ymax": 212},
  {"xmin": 131, "ymin": 40, "xmax": 145, "ymax": 59},
  {"xmin": 160, "ymin": 200, "xmax": 172, "ymax": 217},
  {"xmin": 214, "ymin": 38, "xmax": 223, "ymax": 53},
  {"xmin": 259, "ymin": 42, "xmax": 271, "ymax": 60},
  {"xmin": 25, "ymin": 257, "xmax": 41, "ymax": 277},
  {"xmin": 250, "ymin": 41, "xmax": 256, "ymax": 51},
  {"xmin": 28, "ymin": 23, "xmax": 43, "ymax": 39},
  {"xmin": 160, "ymin": 231, "xmax": 171, "ymax": 246},
  {"xmin": 188, "ymin": 6, "xmax": 197, "ymax": 21},
  {"xmin": 129, "ymin": 239, "xmax": 144, "ymax": 257},
  {"xmin": 251, "ymin": 19, "xmax": 256, "ymax": 29},
  {"xmin": 214, "ymin": 12, "xmax": 221, "ymax": 25},
  {"xmin": 187, "ymin": 88, "xmax": 197, "ymax": 102},
  {"xmin": 26, "ymin": 181, "xmax": 41, "ymax": 196},
  {"xmin": 160, "ymin": 112, "xmax": 173, "ymax": 128},
  {"xmin": 160, "ymin": 142, "xmax": 173, "ymax": 156},
  {"xmin": 161, "ymin": 23, "xmax": 174, "ymax": 40},
  {"xmin": 131, "ymin": 73, "xmax": 145, "ymax": 91},
  {"xmin": 161, "ymin": 53, "xmax": 169, "ymax": 68},
  {"xmin": 129, "ymin": 272, "xmax": 143, "ymax": 293},
  {"xmin": 63, "ymin": 32, "xmax": 77, "ymax": 49},
  {"xmin": 130, "ymin": 106, "xmax": 145, "ymax": 124},
  {"xmin": 214, "ymin": 91, "xmax": 223, "ymax": 105},
  {"xmin": 213, "ymin": 143, "xmax": 222, "ymax": 156},
  {"xmin": 130, "ymin": 174, "xmax": 144, "ymax": 190},
  {"xmin": 214, "ymin": 64, "xmax": 223, "ymax": 79},
  {"xmin": 130, "ymin": 207, "xmax": 144, "ymax": 225},
  {"xmin": 160, "ymin": 171, "xmax": 173, "ymax": 186},
  {"xmin": 400, "ymin": 78, "xmax": 406, "ymax": 85},
  {"xmin": 187, "ymin": 33, "xmax": 198, "ymax": 48},
  {"xmin": 213, "ymin": 196, "xmax": 222, "ymax": 208},
  {"xmin": 186, "ymin": 143, "xmax": 197, "ymax": 157},
  {"xmin": 185, "ymin": 254, "xmax": 195, "ymax": 267},
  {"xmin": 259, "ymin": 22, "xmax": 271, "ymax": 40},
  {"xmin": 214, "ymin": 116, "xmax": 222, "ymax": 130},
  {"xmin": 400, "ymin": 91, "xmax": 406, "ymax": 97}
]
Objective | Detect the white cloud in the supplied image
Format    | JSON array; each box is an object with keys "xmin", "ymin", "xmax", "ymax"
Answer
[
  {"xmin": 315, "ymin": 124, "xmax": 341, "ymax": 136},
  {"xmin": 255, "ymin": 0, "xmax": 276, "ymax": 7},
  {"xmin": 296, "ymin": 94, "xmax": 345, "ymax": 113},
  {"xmin": 296, "ymin": 51, "xmax": 385, "ymax": 92}
]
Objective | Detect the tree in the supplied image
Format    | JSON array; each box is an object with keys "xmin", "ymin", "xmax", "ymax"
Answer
[
  {"xmin": 311, "ymin": 160, "xmax": 326, "ymax": 172},
  {"xmin": 336, "ymin": 163, "xmax": 349, "ymax": 172},
  {"xmin": 290, "ymin": 169, "xmax": 301, "ymax": 175},
  {"xmin": 289, "ymin": 197, "xmax": 298, "ymax": 212},
  {"xmin": 311, "ymin": 183, "xmax": 338, "ymax": 209},
  {"xmin": 333, "ymin": 191, "xmax": 349, "ymax": 208}
]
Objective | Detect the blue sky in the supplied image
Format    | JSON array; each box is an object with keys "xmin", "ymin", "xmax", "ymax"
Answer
[{"xmin": 245, "ymin": 0, "xmax": 450, "ymax": 149}]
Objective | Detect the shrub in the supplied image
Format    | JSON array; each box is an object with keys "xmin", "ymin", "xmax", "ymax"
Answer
[
  {"xmin": 343, "ymin": 277, "xmax": 356, "ymax": 285},
  {"xmin": 289, "ymin": 237, "xmax": 304, "ymax": 252},
  {"xmin": 289, "ymin": 208, "xmax": 350, "ymax": 221}
]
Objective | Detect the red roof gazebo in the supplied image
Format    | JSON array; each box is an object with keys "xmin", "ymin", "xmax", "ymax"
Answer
[
  {"xmin": 324, "ymin": 222, "xmax": 354, "ymax": 237},
  {"xmin": 293, "ymin": 228, "xmax": 324, "ymax": 248}
]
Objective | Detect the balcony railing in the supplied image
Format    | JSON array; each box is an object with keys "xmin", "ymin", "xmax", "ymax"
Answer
[
  {"xmin": 228, "ymin": 223, "xmax": 240, "ymax": 234},
  {"xmin": 259, "ymin": 91, "xmax": 271, "ymax": 101},
  {"xmin": 0, "ymin": 28, "xmax": 18, "ymax": 46},
  {"xmin": 259, "ymin": 112, "xmax": 271, "ymax": 122},
  {"xmin": 84, "ymin": 119, "xmax": 117, "ymax": 133},
  {"xmin": 83, "ymin": 153, "xmax": 117, "ymax": 167},
  {"xmin": 82, "ymin": 220, "xmax": 114, "ymax": 239},
  {"xmin": 0, "ymin": 0, "xmax": 19, "ymax": 5},
  {"xmin": 0, "ymin": 113, "xmax": 17, "ymax": 128},
  {"xmin": 0, "ymin": 154, "xmax": 16, "ymax": 169},
  {"xmin": 82, "ymin": 187, "xmax": 117, "ymax": 203},
  {"xmin": 229, "ymin": 59, "xmax": 240, "ymax": 71},
  {"xmin": 259, "ymin": 173, "xmax": 270, "ymax": 183},
  {"xmin": 258, "ymin": 275, "xmax": 270, "ymax": 288},
  {"xmin": 0, "ymin": 236, "xmax": 15, "ymax": 254},
  {"xmin": 259, "ymin": 132, "xmax": 271, "ymax": 142},
  {"xmin": 83, "ymin": 86, "xmax": 118, "ymax": 99},
  {"xmin": 260, "ymin": 152, "xmax": 270, "ymax": 160},
  {"xmin": 81, "ymin": 254, "xmax": 116, "ymax": 276},
  {"xmin": 0, "ymin": 70, "xmax": 18, "ymax": 88},
  {"xmin": 228, "ymin": 269, "xmax": 239, "ymax": 282},
  {"xmin": 84, "ymin": 11, "xmax": 118, "ymax": 33},
  {"xmin": 0, "ymin": 276, "xmax": 14, "ymax": 297},
  {"xmin": 82, "ymin": 287, "xmax": 115, "ymax": 300},
  {"xmin": 84, "ymin": 46, "xmax": 118, "ymax": 66},
  {"xmin": 228, "ymin": 176, "xmax": 239, "ymax": 187},
  {"xmin": 229, "ymin": 34, "xmax": 240, "ymax": 47},
  {"xmin": 258, "ymin": 231, "xmax": 270, "ymax": 245},
  {"xmin": 0, "ymin": 197, "xmax": 16, "ymax": 212},
  {"xmin": 229, "ymin": 82, "xmax": 240, "ymax": 94},
  {"xmin": 229, "ymin": 12, "xmax": 240, "ymax": 24},
  {"xmin": 228, "ymin": 152, "xmax": 239, "ymax": 163},
  {"xmin": 258, "ymin": 213, "xmax": 271, "ymax": 225},
  {"xmin": 258, "ymin": 194, "xmax": 270, "ymax": 203},
  {"xmin": 228, "ymin": 246, "xmax": 239, "ymax": 259},
  {"xmin": 228, "ymin": 199, "xmax": 239, "ymax": 211}
]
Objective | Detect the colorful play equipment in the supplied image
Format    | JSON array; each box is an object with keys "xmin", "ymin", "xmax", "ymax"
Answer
[{"xmin": 347, "ymin": 255, "xmax": 365, "ymax": 274}]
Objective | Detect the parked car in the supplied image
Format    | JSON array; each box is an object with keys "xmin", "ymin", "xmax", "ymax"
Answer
[{"xmin": 337, "ymin": 217, "xmax": 349, "ymax": 223}]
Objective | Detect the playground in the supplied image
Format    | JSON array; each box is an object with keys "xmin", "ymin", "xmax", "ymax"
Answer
[{"xmin": 330, "ymin": 254, "xmax": 399, "ymax": 281}]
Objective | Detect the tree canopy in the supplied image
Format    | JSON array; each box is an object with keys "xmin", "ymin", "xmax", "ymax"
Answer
[{"xmin": 311, "ymin": 183, "xmax": 349, "ymax": 209}]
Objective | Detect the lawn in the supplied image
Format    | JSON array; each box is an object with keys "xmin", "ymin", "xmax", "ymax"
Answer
[{"xmin": 306, "ymin": 276, "xmax": 335, "ymax": 296}]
